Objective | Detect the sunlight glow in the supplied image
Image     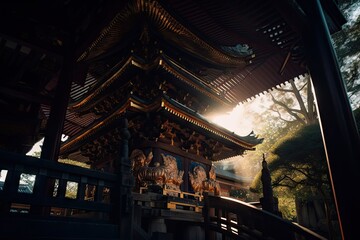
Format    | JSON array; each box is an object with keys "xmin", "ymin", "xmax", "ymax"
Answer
[
  {"xmin": 26, "ymin": 138, "xmax": 43, "ymax": 156},
  {"xmin": 0, "ymin": 169, "xmax": 8, "ymax": 182},
  {"xmin": 26, "ymin": 134, "xmax": 69, "ymax": 157},
  {"xmin": 211, "ymin": 105, "xmax": 251, "ymax": 135},
  {"xmin": 208, "ymin": 97, "xmax": 271, "ymax": 136}
]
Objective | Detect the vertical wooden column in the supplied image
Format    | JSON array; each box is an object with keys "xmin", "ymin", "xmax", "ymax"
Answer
[
  {"xmin": 41, "ymin": 44, "xmax": 74, "ymax": 162},
  {"xmin": 301, "ymin": 1, "xmax": 360, "ymax": 239},
  {"xmin": 32, "ymin": 43, "xmax": 74, "ymax": 215},
  {"xmin": 111, "ymin": 117, "xmax": 134, "ymax": 239},
  {"xmin": 203, "ymin": 192, "xmax": 211, "ymax": 240}
]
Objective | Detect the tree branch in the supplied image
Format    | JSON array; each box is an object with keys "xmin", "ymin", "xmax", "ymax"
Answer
[
  {"xmin": 270, "ymin": 96, "xmax": 306, "ymax": 124},
  {"xmin": 289, "ymin": 79, "xmax": 310, "ymax": 123},
  {"xmin": 274, "ymin": 87, "xmax": 295, "ymax": 93},
  {"xmin": 273, "ymin": 175, "xmax": 307, "ymax": 188}
]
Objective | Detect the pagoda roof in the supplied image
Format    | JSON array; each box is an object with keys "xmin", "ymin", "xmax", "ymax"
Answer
[
  {"xmin": 68, "ymin": 54, "xmax": 233, "ymax": 113},
  {"xmin": 0, "ymin": 0, "xmax": 345, "ymax": 152},
  {"xmin": 60, "ymin": 94, "xmax": 263, "ymax": 161}
]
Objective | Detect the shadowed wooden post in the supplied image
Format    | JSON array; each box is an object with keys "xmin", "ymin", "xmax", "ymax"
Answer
[
  {"xmin": 301, "ymin": 1, "xmax": 360, "ymax": 239},
  {"xmin": 41, "ymin": 42, "xmax": 74, "ymax": 162},
  {"xmin": 203, "ymin": 192, "xmax": 216, "ymax": 240},
  {"xmin": 111, "ymin": 116, "xmax": 134, "ymax": 239},
  {"xmin": 32, "ymin": 40, "xmax": 75, "ymax": 216}
]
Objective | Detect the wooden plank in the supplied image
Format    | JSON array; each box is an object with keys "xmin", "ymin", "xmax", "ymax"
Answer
[{"xmin": 0, "ymin": 150, "xmax": 117, "ymax": 181}]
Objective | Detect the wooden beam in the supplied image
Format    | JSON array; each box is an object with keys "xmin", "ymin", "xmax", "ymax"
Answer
[
  {"xmin": 302, "ymin": 1, "xmax": 360, "ymax": 239},
  {"xmin": 41, "ymin": 42, "xmax": 75, "ymax": 162}
]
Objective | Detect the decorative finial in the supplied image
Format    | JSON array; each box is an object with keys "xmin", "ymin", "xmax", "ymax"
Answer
[{"xmin": 262, "ymin": 153, "xmax": 267, "ymax": 168}]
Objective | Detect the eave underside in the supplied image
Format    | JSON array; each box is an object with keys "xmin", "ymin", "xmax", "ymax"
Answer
[{"xmin": 60, "ymin": 96, "xmax": 262, "ymax": 163}]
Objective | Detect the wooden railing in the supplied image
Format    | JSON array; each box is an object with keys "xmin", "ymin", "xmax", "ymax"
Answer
[
  {"xmin": 203, "ymin": 194, "xmax": 327, "ymax": 240},
  {"xmin": 0, "ymin": 150, "xmax": 117, "ymax": 218},
  {"xmin": 0, "ymin": 150, "xmax": 329, "ymax": 240},
  {"xmin": 0, "ymin": 150, "xmax": 121, "ymax": 239}
]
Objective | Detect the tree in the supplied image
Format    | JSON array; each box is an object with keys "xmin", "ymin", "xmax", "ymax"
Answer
[
  {"xmin": 213, "ymin": 3, "xmax": 359, "ymax": 239},
  {"xmin": 214, "ymin": 75, "xmax": 315, "ymax": 181},
  {"xmin": 269, "ymin": 75, "xmax": 317, "ymax": 126},
  {"xmin": 251, "ymin": 123, "xmax": 340, "ymax": 238},
  {"xmin": 332, "ymin": 1, "xmax": 360, "ymax": 108}
]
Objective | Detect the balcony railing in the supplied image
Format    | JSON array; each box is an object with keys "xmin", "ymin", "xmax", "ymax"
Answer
[
  {"xmin": 203, "ymin": 194, "xmax": 327, "ymax": 240},
  {"xmin": 0, "ymin": 150, "xmax": 329, "ymax": 240},
  {"xmin": 0, "ymin": 150, "xmax": 121, "ymax": 239}
]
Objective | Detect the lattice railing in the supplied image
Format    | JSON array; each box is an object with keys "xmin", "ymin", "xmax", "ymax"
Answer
[
  {"xmin": 0, "ymin": 150, "xmax": 117, "ymax": 220},
  {"xmin": 203, "ymin": 194, "xmax": 327, "ymax": 240}
]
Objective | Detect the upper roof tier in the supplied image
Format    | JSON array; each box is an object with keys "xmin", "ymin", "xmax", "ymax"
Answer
[{"xmin": 71, "ymin": 0, "xmax": 310, "ymax": 106}]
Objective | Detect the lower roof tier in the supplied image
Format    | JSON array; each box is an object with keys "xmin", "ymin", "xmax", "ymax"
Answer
[{"xmin": 60, "ymin": 95, "xmax": 263, "ymax": 163}]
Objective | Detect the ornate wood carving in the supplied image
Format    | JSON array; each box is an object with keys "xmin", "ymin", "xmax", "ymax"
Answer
[
  {"xmin": 130, "ymin": 149, "xmax": 184, "ymax": 192},
  {"xmin": 132, "ymin": 117, "xmax": 226, "ymax": 160},
  {"xmin": 79, "ymin": 114, "xmax": 228, "ymax": 163},
  {"xmin": 189, "ymin": 165, "xmax": 221, "ymax": 196},
  {"xmin": 79, "ymin": 127, "xmax": 124, "ymax": 163}
]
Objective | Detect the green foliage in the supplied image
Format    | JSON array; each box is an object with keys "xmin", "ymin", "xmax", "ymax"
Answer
[
  {"xmin": 57, "ymin": 159, "xmax": 90, "ymax": 198},
  {"xmin": 64, "ymin": 181, "xmax": 79, "ymax": 199},
  {"xmin": 31, "ymin": 151, "xmax": 41, "ymax": 158},
  {"xmin": 249, "ymin": 173, "xmax": 262, "ymax": 193},
  {"xmin": 332, "ymin": 1, "xmax": 360, "ymax": 107},
  {"xmin": 229, "ymin": 188, "xmax": 259, "ymax": 202},
  {"xmin": 250, "ymin": 123, "xmax": 331, "ymax": 223},
  {"xmin": 249, "ymin": 123, "xmax": 314, "ymax": 192},
  {"xmin": 270, "ymin": 124, "xmax": 325, "ymax": 170},
  {"xmin": 259, "ymin": 124, "xmax": 328, "ymax": 192},
  {"xmin": 255, "ymin": 113, "xmax": 300, "ymax": 152},
  {"xmin": 229, "ymin": 188, "xmax": 248, "ymax": 199},
  {"xmin": 247, "ymin": 2, "xmax": 359, "ymax": 231},
  {"xmin": 251, "ymin": 107, "xmax": 360, "ymax": 226},
  {"xmin": 277, "ymin": 193, "xmax": 297, "ymax": 221}
]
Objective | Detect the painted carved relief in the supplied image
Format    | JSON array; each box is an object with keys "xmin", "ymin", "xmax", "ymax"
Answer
[
  {"xmin": 189, "ymin": 165, "xmax": 221, "ymax": 196},
  {"xmin": 130, "ymin": 149, "xmax": 184, "ymax": 192}
]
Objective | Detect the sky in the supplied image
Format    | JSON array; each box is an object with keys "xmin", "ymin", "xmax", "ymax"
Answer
[
  {"xmin": 208, "ymin": 95, "xmax": 272, "ymax": 137},
  {"xmin": 26, "ymin": 139, "xmax": 43, "ymax": 156},
  {"xmin": 26, "ymin": 135, "xmax": 68, "ymax": 157},
  {"xmin": 210, "ymin": 105, "xmax": 254, "ymax": 136}
]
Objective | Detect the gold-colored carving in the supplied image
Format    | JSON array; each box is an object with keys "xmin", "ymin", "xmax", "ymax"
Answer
[
  {"xmin": 208, "ymin": 165, "xmax": 221, "ymax": 196},
  {"xmin": 162, "ymin": 153, "xmax": 184, "ymax": 191},
  {"xmin": 189, "ymin": 165, "xmax": 221, "ymax": 196},
  {"xmin": 159, "ymin": 120, "xmax": 177, "ymax": 145},
  {"xmin": 130, "ymin": 149, "xmax": 184, "ymax": 192},
  {"xmin": 60, "ymin": 96, "xmax": 256, "ymax": 157}
]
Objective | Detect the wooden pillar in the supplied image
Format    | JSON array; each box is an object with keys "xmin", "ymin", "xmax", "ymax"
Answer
[
  {"xmin": 301, "ymin": 1, "xmax": 360, "ymax": 239},
  {"xmin": 30, "ymin": 42, "xmax": 75, "ymax": 216},
  {"xmin": 203, "ymin": 192, "xmax": 216, "ymax": 240},
  {"xmin": 41, "ymin": 44, "xmax": 74, "ymax": 162},
  {"xmin": 111, "ymin": 117, "xmax": 134, "ymax": 239}
]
